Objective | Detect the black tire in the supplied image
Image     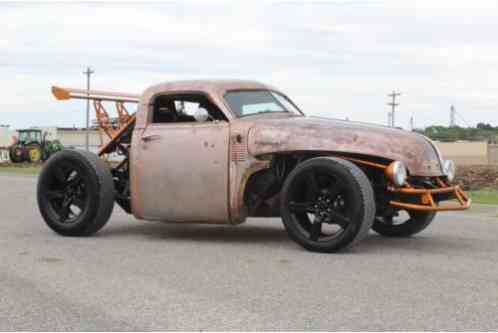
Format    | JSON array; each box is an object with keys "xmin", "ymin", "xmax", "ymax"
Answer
[
  {"xmin": 372, "ymin": 211, "xmax": 436, "ymax": 237},
  {"xmin": 9, "ymin": 146, "xmax": 24, "ymax": 163},
  {"xmin": 280, "ymin": 157, "xmax": 376, "ymax": 253},
  {"xmin": 37, "ymin": 149, "xmax": 115, "ymax": 236}
]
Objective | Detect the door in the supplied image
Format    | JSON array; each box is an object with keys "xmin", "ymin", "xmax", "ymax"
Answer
[{"xmin": 133, "ymin": 121, "xmax": 230, "ymax": 222}]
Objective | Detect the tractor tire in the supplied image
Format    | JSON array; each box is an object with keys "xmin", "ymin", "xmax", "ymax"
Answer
[
  {"xmin": 27, "ymin": 144, "xmax": 42, "ymax": 163},
  {"xmin": 9, "ymin": 146, "xmax": 24, "ymax": 163},
  {"xmin": 37, "ymin": 149, "xmax": 115, "ymax": 236}
]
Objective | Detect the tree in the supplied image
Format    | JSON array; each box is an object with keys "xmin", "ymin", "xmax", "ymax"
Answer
[{"xmin": 476, "ymin": 122, "xmax": 493, "ymax": 130}]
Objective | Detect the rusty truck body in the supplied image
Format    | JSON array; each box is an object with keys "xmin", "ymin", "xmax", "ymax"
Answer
[{"xmin": 37, "ymin": 80, "xmax": 470, "ymax": 252}]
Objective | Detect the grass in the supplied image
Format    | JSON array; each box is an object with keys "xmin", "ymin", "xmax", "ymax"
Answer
[
  {"xmin": 468, "ymin": 190, "xmax": 498, "ymax": 205},
  {"xmin": 0, "ymin": 164, "xmax": 42, "ymax": 175}
]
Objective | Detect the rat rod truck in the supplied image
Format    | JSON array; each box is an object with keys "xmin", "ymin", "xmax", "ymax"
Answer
[{"xmin": 37, "ymin": 80, "xmax": 470, "ymax": 252}]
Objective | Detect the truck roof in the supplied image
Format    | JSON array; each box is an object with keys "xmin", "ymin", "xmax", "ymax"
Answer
[{"xmin": 142, "ymin": 79, "xmax": 280, "ymax": 101}]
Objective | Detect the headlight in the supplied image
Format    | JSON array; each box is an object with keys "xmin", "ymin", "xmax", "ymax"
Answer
[
  {"xmin": 443, "ymin": 160, "xmax": 456, "ymax": 182},
  {"xmin": 385, "ymin": 161, "xmax": 408, "ymax": 186}
]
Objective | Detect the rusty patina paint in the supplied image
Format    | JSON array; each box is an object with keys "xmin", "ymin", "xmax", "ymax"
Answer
[
  {"xmin": 51, "ymin": 79, "xmax": 462, "ymax": 224},
  {"xmin": 126, "ymin": 80, "xmax": 446, "ymax": 224},
  {"xmin": 245, "ymin": 116, "xmax": 444, "ymax": 177},
  {"xmin": 51, "ymin": 79, "xmax": 467, "ymax": 227}
]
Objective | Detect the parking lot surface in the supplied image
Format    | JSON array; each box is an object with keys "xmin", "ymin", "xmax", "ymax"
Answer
[{"xmin": 1, "ymin": 174, "xmax": 497, "ymax": 330}]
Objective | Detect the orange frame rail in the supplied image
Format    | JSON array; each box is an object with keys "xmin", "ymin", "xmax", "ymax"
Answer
[{"xmin": 337, "ymin": 156, "xmax": 471, "ymax": 212}]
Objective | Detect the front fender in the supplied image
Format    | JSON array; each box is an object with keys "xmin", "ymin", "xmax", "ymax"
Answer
[{"xmin": 247, "ymin": 121, "xmax": 443, "ymax": 177}]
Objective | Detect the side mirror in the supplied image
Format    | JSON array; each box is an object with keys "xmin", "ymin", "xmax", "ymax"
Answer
[{"xmin": 194, "ymin": 107, "xmax": 209, "ymax": 122}]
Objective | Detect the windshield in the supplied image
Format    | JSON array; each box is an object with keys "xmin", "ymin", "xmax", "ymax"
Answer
[
  {"xmin": 18, "ymin": 131, "xmax": 41, "ymax": 143},
  {"xmin": 224, "ymin": 90, "xmax": 302, "ymax": 117}
]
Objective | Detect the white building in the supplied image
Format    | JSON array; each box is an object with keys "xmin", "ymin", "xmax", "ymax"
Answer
[
  {"xmin": 40, "ymin": 127, "xmax": 105, "ymax": 154},
  {"xmin": 0, "ymin": 126, "xmax": 15, "ymax": 162},
  {"xmin": 0, "ymin": 125, "xmax": 15, "ymax": 148}
]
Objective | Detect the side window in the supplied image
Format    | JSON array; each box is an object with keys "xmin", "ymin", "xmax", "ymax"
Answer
[{"xmin": 152, "ymin": 93, "xmax": 227, "ymax": 124}]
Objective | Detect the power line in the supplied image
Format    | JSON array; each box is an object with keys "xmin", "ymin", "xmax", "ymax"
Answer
[
  {"xmin": 83, "ymin": 67, "xmax": 94, "ymax": 152},
  {"xmin": 387, "ymin": 91, "xmax": 401, "ymax": 127},
  {"xmin": 455, "ymin": 110, "xmax": 471, "ymax": 127}
]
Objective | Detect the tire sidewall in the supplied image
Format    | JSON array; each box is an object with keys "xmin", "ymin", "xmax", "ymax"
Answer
[
  {"xmin": 280, "ymin": 157, "xmax": 374, "ymax": 252},
  {"xmin": 372, "ymin": 211, "xmax": 435, "ymax": 237},
  {"xmin": 37, "ymin": 150, "xmax": 114, "ymax": 236},
  {"xmin": 9, "ymin": 146, "xmax": 24, "ymax": 163}
]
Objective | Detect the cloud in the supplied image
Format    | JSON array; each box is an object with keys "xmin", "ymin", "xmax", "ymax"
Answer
[{"xmin": 1, "ymin": 2, "xmax": 498, "ymax": 129}]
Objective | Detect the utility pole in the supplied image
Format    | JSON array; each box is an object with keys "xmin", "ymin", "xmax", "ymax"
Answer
[
  {"xmin": 387, "ymin": 112, "xmax": 392, "ymax": 127},
  {"xmin": 387, "ymin": 91, "xmax": 401, "ymax": 127},
  {"xmin": 450, "ymin": 104, "xmax": 456, "ymax": 127},
  {"xmin": 410, "ymin": 116, "xmax": 414, "ymax": 131},
  {"xmin": 83, "ymin": 67, "xmax": 94, "ymax": 151}
]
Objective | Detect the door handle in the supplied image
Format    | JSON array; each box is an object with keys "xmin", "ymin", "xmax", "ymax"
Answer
[{"xmin": 141, "ymin": 134, "xmax": 161, "ymax": 142}]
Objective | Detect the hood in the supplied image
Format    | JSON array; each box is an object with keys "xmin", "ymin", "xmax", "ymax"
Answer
[{"xmin": 246, "ymin": 116, "xmax": 444, "ymax": 177}]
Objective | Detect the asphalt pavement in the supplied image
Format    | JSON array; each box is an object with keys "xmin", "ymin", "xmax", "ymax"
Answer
[{"xmin": 1, "ymin": 174, "xmax": 498, "ymax": 331}]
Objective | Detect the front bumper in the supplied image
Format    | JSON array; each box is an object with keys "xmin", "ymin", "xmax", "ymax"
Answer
[
  {"xmin": 387, "ymin": 178, "xmax": 471, "ymax": 211},
  {"xmin": 336, "ymin": 156, "xmax": 471, "ymax": 212}
]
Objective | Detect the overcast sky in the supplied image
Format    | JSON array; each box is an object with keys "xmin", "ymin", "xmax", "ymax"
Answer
[{"xmin": 2, "ymin": 1, "xmax": 498, "ymax": 129}]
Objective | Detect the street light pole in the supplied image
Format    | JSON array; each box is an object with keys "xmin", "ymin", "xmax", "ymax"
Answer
[{"xmin": 83, "ymin": 67, "xmax": 94, "ymax": 151}]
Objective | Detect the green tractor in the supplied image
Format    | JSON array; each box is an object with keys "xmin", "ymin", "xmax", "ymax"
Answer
[{"xmin": 9, "ymin": 129, "xmax": 64, "ymax": 163}]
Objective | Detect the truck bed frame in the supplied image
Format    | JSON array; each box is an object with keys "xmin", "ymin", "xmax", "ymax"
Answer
[{"xmin": 51, "ymin": 86, "xmax": 139, "ymax": 212}]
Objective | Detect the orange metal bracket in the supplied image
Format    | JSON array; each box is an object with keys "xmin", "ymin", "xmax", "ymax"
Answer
[
  {"xmin": 93, "ymin": 100, "xmax": 116, "ymax": 139},
  {"xmin": 51, "ymin": 85, "xmax": 139, "ymax": 155},
  {"xmin": 116, "ymin": 102, "xmax": 131, "ymax": 128},
  {"xmin": 98, "ymin": 115, "xmax": 136, "ymax": 156},
  {"xmin": 335, "ymin": 155, "xmax": 471, "ymax": 212},
  {"xmin": 337, "ymin": 156, "xmax": 388, "ymax": 170},
  {"xmin": 387, "ymin": 184, "xmax": 471, "ymax": 211}
]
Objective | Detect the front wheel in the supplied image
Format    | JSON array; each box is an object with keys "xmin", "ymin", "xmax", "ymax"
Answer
[
  {"xmin": 37, "ymin": 149, "xmax": 115, "ymax": 236},
  {"xmin": 280, "ymin": 157, "xmax": 376, "ymax": 253},
  {"xmin": 372, "ymin": 211, "xmax": 436, "ymax": 237},
  {"xmin": 27, "ymin": 144, "xmax": 42, "ymax": 163}
]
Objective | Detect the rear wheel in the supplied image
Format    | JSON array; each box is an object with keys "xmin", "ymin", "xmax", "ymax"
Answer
[
  {"xmin": 372, "ymin": 210, "xmax": 435, "ymax": 237},
  {"xmin": 9, "ymin": 146, "xmax": 24, "ymax": 163},
  {"xmin": 280, "ymin": 157, "xmax": 375, "ymax": 253},
  {"xmin": 37, "ymin": 149, "xmax": 115, "ymax": 236}
]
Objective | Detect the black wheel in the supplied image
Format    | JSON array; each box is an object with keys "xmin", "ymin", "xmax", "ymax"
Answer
[
  {"xmin": 372, "ymin": 210, "xmax": 436, "ymax": 237},
  {"xmin": 37, "ymin": 149, "xmax": 115, "ymax": 236},
  {"xmin": 280, "ymin": 157, "xmax": 376, "ymax": 253},
  {"xmin": 9, "ymin": 146, "xmax": 24, "ymax": 163}
]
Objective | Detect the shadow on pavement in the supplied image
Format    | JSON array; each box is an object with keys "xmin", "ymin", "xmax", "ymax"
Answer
[
  {"xmin": 99, "ymin": 221, "xmax": 290, "ymax": 244},
  {"xmin": 97, "ymin": 219, "xmax": 481, "ymax": 255},
  {"xmin": 358, "ymin": 232, "xmax": 479, "ymax": 254}
]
